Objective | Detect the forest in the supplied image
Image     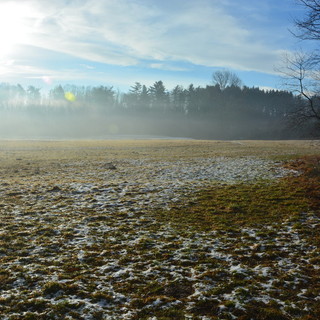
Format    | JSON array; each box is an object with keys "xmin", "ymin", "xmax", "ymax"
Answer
[{"xmin": 0, "ymin": 80, "xmax": 313, "ymax": 139}]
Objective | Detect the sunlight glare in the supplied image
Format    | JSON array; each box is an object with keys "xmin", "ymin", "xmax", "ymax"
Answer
[{"xmin": 0, "ymin": 2, "xmax": 36, "ymax": 58}]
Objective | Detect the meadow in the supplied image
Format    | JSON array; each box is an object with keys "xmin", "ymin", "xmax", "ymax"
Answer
[{"xmin": 0, "ymin": 139, "xmax": 319, "ymax": 320}]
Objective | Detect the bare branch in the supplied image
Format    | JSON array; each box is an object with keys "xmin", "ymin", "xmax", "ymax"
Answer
[
  {"xmin": 277, "ymin": 51, "xmax": 320, "ymax": 129},
  {"xmin": 292, "ymin": 0, "xmax": 320, "ymax": 40},
  {"xmin": 212, "ymin": 69, "xmax": 243, "ymax": 90}
]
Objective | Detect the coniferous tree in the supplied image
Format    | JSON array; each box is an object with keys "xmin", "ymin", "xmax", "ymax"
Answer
[{"xmin": 149, "ymin": 81, "xmax": 168, "ymax": 112}]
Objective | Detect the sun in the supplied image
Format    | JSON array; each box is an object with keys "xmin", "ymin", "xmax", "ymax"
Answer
[{"xmin": 0, "ymin": 2, "xmax": 36, "ymax": 58}]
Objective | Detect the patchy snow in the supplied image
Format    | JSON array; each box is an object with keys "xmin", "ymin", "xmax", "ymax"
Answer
[{"xmin": 0, "ymin": 154, "xmax": 318, "ymax": 319}]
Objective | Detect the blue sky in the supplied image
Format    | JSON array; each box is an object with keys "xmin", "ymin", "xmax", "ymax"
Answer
[{"xmin": 0, "ymin": 0, "xmax": 315, "ymax": 92}]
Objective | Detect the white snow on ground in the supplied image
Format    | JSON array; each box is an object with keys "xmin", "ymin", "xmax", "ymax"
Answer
[{"xmin": 19, "ymin": 156, "xmax": 297, "ymax": 215}]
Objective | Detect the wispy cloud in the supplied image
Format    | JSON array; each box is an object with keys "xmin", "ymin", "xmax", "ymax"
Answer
[
  {"xmin": 22, "ymin": 0, "xmax": 288, "ymax": 74},
  {"xmin": 0, "ymin": 0, "xmax": 300, "ymax": 90}
]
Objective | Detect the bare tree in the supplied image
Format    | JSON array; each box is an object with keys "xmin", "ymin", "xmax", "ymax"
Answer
[
  {"xmin": 278, "ymin": 51, "xmax": 320, "ymax": 129},
  {"xmin": 278, "ymin": 0, "xmax": 320, "ymax": 131},
  {"xmin": 293, "ymin": 0, "xmax": 320, "ymax": 40},
  {"xmin": 212, "ymin": 69, "xmax": 243, "ymax": 90}
]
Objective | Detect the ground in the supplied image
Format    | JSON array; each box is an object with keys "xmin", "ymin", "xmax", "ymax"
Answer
[{"xmin": 0, "ymin": 139, "xmax": 319, "ymax": 320}]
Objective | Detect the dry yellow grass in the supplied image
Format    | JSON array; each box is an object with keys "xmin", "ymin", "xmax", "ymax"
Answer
[{"xmin": 0, "ymin": 138, "xmax": 319, "ymax": 162}]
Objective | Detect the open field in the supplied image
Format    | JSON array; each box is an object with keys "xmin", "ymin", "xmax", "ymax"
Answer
[{"xmin": 0, "ymin": 139, "xmax": 319, "ymax": 319}]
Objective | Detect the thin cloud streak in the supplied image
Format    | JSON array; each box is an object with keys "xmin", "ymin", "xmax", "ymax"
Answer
[{"xmin": 149, "ymin": 63, "xmax": 190, "ymax": 72}]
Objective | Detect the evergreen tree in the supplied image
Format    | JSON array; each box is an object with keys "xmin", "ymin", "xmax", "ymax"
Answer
[{"xmin": 149, "ymin": 81, "xmax": 168, "ymax": 112}]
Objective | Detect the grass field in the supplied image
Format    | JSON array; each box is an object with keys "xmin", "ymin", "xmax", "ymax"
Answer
[{"xmin": 0, "ymin": 139, "xmax": 319, "ymax": 320}]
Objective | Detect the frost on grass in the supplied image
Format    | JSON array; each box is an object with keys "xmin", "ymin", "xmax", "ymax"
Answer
[{"xmin": 0, "ymin": 152, "xmax": 319, "ymax": 320}]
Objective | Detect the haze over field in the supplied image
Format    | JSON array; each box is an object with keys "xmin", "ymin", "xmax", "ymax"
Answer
[
  {"xmin": 0, "ymin": 1, "xmax": 319, "ymax": 139},
  {"xmin": 0, "ymin": 2, "xmax": 320, "ymax": 317}
]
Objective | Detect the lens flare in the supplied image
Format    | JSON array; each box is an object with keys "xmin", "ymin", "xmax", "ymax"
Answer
[
  {"xmin": 42, "ymin": 76, "xmax": 52, "ymax": 85},
  {"xmin": 65, "ymin": 92, "xmax": 76, "ymax": 102}
]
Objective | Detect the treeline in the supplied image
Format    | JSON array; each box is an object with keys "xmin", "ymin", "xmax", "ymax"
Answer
[{"xmin": 0, "ymin": 81, "xmax": 307, "ymax": 139}]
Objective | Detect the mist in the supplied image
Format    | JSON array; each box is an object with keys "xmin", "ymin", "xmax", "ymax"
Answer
[{"xmin": 0, "ymin": 82, "xmax": 313, "ymax": 140}]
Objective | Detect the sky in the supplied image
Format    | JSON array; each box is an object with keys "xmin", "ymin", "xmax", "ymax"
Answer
[{"xmin": 0, "ymin": 0, "xmax": 316, "ymax": 93}]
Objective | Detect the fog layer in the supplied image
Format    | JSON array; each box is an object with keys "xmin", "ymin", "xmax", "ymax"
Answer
[{"xmin": 0, "ymin": 82, "xmax": 314, "ymax": 139}]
